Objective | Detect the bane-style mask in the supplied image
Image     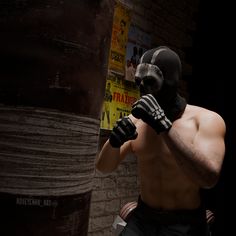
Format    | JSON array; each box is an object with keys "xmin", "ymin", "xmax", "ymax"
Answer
[{"xmin": 135, "ymin": 46, "xmax": 187, "ymax": 121}]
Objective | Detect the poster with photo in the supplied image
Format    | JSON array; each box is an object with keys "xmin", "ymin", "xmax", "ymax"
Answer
[
  {"xmin": 125, "ymin": 25, "xmax": 151, "ymax": 82},
  {"xmin": 108, "ymin": 2, "xmax": 131, "ymax": 74},
  {"xmin": 100, "ymin": 71, "xmax": 140, "ymax": 130}
]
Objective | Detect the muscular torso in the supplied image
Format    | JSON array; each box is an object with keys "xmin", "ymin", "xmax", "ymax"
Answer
[{"xmin": 130, "ymin": 105, "xmax": 201, "ymax": 210}]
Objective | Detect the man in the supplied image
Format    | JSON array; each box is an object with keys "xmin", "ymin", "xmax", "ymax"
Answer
[
  {"xmin": 116, "ymin": 19, "xmax": 127, "ymax": 51},
  {"xmin": 101, "ymin": 82, "xmax": 112, "ymax": 129},
  {"xmin": 96, "ymin": 46, "xmax": 226, "ymax": 235},
  {"xmin": 125, "ymin": 59, "xmax": 136, "ymax": 82}
]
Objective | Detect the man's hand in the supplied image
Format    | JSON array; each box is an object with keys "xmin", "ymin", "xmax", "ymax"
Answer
[
  {"xmin": 131, "ymin": 94, "xmax": 172, "ymax": 133},
  {"xmin": 109, "ymin": 116, "xmax": 138, "ymax": 148}
]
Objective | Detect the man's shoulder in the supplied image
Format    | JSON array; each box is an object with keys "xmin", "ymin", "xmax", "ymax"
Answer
[
  {"xmin": 185, "ymin": 104, "xmax": 225, "ymax": 130},
  {"xmin": 185, "ymin": 104, "xmax": 221, "ymax": 117}
]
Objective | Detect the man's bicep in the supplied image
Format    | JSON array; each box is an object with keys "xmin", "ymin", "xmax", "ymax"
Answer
[{"xmin": 195, "ymin": 116, "xmax": 226, "ymax": 166}]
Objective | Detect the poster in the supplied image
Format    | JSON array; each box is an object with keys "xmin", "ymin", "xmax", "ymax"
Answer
[
  {"xmin": 100, "ymin": 4, "xmax": 152, "ymax": 130},
  {"xmin": 100, "ymin": 71, "xmax": 140, "ymax": 130},
  {"xmin": 125, "ymin": 25, "xmax": 151, "ymax": 82},
  {"xmin": 108, "ymin": 2, "xmax": 131, "ymax": 74}
]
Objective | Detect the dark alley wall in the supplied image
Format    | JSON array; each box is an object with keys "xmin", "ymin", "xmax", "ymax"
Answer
[{"xmin": 189, "ymin": 1, "xmax": 234, "ymax": 234}]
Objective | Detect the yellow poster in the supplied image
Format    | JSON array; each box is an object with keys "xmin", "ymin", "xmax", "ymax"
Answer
[
  {"xmin": 100, "ymin": 71, "xmax": 140, "ymax": 130},
  {"xmin": 108, "ymin": 2, "xmax": 131, "ymax": 74}
]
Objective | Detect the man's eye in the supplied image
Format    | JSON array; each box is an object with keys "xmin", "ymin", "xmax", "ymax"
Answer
[{"xmin": 143, "ymin": 77, "xmax": 156, "ymax": 86}]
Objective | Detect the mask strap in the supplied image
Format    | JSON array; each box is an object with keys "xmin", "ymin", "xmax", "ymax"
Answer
[{"xmin": 151, "ymin": 48, "xmax": 166, "ymax": 64}]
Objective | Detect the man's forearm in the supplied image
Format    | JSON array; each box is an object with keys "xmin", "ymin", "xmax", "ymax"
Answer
[{"xmin": 96, "ymin": 140, "xmax": 121, "ymax": 173}]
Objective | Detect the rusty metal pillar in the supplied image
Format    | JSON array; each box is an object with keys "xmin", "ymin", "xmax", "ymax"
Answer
[{"xmin": 0, "ymin": 1, "xmax": 114, "ymax": 235}]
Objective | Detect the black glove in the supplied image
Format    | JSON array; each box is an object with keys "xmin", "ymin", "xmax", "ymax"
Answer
[
  {"xmin": 109, "ymin": 116, "xmax": 138, "ymax": 148},
  {"xmin": 131, "ymin": 94, "xmax": 172, "ymax": 133}
]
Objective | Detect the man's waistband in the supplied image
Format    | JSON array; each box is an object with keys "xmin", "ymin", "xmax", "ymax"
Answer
[{"xmin": 137, "ymin": 197, "xmax": 206, "ymax": 224}]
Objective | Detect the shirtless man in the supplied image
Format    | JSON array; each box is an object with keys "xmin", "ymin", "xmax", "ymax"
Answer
[{"xmin": 96, "ymin": 46, "xmax": 226, "ymax": 235}]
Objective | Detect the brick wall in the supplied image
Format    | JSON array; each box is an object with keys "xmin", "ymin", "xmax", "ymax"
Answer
[{"xmin": 88, "ymin": 0, "xmax": 200, "ymax": 235}]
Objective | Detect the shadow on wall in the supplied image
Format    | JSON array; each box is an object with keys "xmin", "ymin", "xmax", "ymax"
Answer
[{"xmin": 189, "ymin": 0, "xmax": 234, "ymax": 235}]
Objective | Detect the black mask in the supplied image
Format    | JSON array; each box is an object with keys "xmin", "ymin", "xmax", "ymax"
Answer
[{"xmin": 135, "ymin": 46, "xmax": 186, "ymax": 121}]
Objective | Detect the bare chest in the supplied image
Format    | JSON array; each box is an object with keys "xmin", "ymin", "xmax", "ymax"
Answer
[
  {"xmin": 132, "ymin": 124, "xmax": 172, "ymax": 163},
  {"xmin": 131, "ymin": 120, "xmax": 197, "ymax": 176}
]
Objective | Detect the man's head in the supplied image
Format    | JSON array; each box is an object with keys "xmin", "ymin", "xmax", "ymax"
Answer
[
  {"xmin": 134, "ymin": 46, "xmax": 186, "ymax": 121},
  {"xmin": 120, "ymin": 20, "xmax": 126, "ymax": 32},
  {"xmin": 134, "ymin": 46, "xmax": 182, "ymax": 99}
]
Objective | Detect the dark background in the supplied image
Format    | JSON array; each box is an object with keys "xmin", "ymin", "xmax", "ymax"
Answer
[{"xmin": 189, "ymin": 1, "xmax": 234, "ymax": 234}]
